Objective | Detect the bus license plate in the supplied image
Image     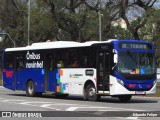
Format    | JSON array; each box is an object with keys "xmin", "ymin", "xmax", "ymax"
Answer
[{"xmin": 136, "ymin": 91, "xmax": 146, "ymax": 95}]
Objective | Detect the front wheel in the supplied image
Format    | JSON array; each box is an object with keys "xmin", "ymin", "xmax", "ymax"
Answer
[
  {"xmin": 86, "ymin": 84, "xmax": 100, "ymax": 101},
  {"xmin": 118, "ymin": 95, "xmax": 132, "ymax": 102}
]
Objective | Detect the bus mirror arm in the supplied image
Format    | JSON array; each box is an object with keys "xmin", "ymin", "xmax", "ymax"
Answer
[
  {"xmin": 114, "ymin": 54, "xmax": 118, "ymax": 63},
  {"xmin": 112, "ymin": 54, "xmax": 118, "ymax": 70},
  {"xmin": 112, "ymin": 63, "xmax": 117, "ymax": 70}
]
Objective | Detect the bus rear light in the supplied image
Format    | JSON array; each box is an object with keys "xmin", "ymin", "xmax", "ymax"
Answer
[{"xmin": 129, "ymin": 84, "xmax": 135, "ymax": 88}]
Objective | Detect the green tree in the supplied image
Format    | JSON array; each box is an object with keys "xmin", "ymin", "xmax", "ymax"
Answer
[
  {"xmin": 119, "ymin": 0, "xmax": 158, "ymax": 40},
  {"xmin": 0, "ymin": 0, "xmax": 28, "ymax": 47},
  {"xmin": 139, "ymin": 9, "xmax": 160, "ymax": 65}
]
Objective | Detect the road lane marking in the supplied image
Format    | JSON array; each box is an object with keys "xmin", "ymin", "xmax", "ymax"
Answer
[
  {"xmin": 65, "ymin": 107, "xmax": 80, "ymax": 111},
  {"xmin": 1, "ymin": 99, "xmax": 61, "ymax": 111},
  {"xmin": 40, "ymin": 103, "xmax": 79, "ymax": 107},
  {"xmin": 19, "ymin": 101, "xmax": 52, "ymax": 105},
  {"xmin": 2, "ymin": 99, "xmax": 26, "ymax": 102},
  {"xmin": 126, "ymin": 117, "xmax": 139, "ymax": 120},
  {"xmin": 65, "ymin": 106, "xmax": 145, "ymax": 111},
  {"xmin": 0, "ymin": 97, "xmax": 146, "ymax": 113}
]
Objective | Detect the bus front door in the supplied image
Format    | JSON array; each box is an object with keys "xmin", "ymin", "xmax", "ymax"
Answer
[{"xmin": 97, "ymin": 51, "xmax": 110, "ymax": 92}]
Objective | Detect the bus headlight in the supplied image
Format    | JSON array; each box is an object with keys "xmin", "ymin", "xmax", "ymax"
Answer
[
  {"xmin": 117, "ymin": 79, "xmax": 124, "ymax": 86},
  {"xmin": 153, "ymin": 80, "xmax": 157, "ymax": 85}
]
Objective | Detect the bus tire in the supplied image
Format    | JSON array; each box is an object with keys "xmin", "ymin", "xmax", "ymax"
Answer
[
  {"xmin": 118, "ymin": 95, "xmax": 132, "ymax": 102},
  {"xmin": 26, "ymin": 81, "xmax": 36, "ymax": 97},
  {"xmin": 86, "ymin": 84, "xmax": 99, "ymax": 101}
]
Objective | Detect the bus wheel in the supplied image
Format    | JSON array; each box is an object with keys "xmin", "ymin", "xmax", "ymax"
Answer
[
  {"xmin": 86, "ymin": 84, "xmax": 99, "ymax": 101},
  {"xmin": 118, "ymin": 95, "xmax": 132, "ymax": 102},
  {"xmin": 26, "ymin": 81, "xmax": 35, "ymax": 97}
]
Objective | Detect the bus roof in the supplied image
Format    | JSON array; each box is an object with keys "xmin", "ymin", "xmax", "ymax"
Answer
[
  {"xmin": 5, "ymin": 39, "xmax": 152, "ymax": 52},
  {"xmin": 5, "ymin": 39, "xmax": 116, "ymax": 52}
]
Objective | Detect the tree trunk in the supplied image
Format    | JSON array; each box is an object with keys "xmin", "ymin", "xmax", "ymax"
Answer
[{"xmin": 132, "ymin": 31, "xmax": 140, "ymax": 40}]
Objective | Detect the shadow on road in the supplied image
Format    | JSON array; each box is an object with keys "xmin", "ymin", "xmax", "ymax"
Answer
[{"xmin": 6, "ymin": 93, "xmax": 158, "ymax": 104}]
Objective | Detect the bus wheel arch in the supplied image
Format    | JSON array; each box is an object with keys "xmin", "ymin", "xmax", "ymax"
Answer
[{"xmin": 83, "ymin": 80, "xmax": 100, "ymax": 101}]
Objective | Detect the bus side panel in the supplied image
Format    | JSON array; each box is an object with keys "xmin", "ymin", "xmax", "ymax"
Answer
[
  {"xmin": 23, "ymin": 69, "xmax": 45, "ymax": 92},
  {"xmin": 54, "ymin": 68, "xmax": 97, "ymax": 95},
  {"xmin": 15, "ymin": 70, "xmax": 23, "ymax": 90},
  {"xmin": 2, "ymin": 69, "xmax": 15, "ymax": 90}
]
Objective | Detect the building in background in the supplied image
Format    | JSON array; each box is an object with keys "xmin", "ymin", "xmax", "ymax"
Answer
[{"xmin": 111, "ymin": 18, "xmax": 127, "ymax": 30}]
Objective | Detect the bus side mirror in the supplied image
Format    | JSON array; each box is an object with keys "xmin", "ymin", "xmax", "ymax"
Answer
[{"xmin": 114, "ymin": 54, "xmax": 118, "ymax": 63}]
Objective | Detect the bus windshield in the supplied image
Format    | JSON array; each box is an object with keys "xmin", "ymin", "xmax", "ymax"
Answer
[{"xmin": 117, "ymin": 51, "xmax": 156, "ymax": 75}]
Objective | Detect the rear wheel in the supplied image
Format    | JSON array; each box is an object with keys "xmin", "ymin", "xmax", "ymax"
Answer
[
  {"xmin": 26, "ymin": 81, "xmax": 35, "ymax": 97},
  {"xmin": 86, "ymin": 84, "xmax": 100, "ymax": 101},
  {"xmin": 26, "ymin": 81, "xmax": 42, "ymax": 97},
  {"xmin": 118, "ymin": 95, "xmax": 132, "ymax": 102}
]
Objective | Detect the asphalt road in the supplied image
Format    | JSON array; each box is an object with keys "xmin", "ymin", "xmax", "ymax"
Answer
[{"xmin": 0, "ymin": 86, "xmax": 160, "ymax": 120}]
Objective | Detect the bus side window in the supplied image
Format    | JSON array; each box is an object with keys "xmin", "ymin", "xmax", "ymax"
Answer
[
  {"xmin": 4, "ymin": 53, "xmax": 14, "ymax": 69},
  {"xmin": 16, "ymin": 55, "xmax": 24, "ymax": 71},
  {"xmin": 49, "ymin": 55, "xmax": 56, "ymax": 71}
]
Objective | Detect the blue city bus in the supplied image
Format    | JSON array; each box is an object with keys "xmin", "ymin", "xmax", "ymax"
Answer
[{"xmin": 1, "ymin": 40, "xmax": 157, "ymax": 102}]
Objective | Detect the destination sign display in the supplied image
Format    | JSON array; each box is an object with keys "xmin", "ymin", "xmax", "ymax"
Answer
[{"xmin": 119, "ymin": 42, "xmax": 152, "ymax": 50}]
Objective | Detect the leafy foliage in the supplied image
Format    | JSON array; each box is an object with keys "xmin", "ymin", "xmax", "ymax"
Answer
[{"xmin": 0, "ymin": 0, "xmax": 159, "ymax": 47}]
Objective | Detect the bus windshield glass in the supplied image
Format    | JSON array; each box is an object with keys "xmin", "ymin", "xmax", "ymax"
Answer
[{"xmin": 117, "ymin": 51, "xmax": 156, "ymax": 75}]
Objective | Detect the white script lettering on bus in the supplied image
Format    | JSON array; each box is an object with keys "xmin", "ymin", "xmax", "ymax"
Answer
[
  {"xmin": 26, "ymin": 51, "xmax": 43, "ymax": 68},
  {"xmin": 26, "ymin": 51, "xmax": 40, "ymax": 60}
]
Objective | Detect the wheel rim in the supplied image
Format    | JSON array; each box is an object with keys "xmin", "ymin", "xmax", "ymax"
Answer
[
  {"xmin": 89, "ymin": 87, "xmax": 96, "ymax": 97},
  {"xmin": 28, "ymin": 84, "xmax": 34, "ymax": 94}
]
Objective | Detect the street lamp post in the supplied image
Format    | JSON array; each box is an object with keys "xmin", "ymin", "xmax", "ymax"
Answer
[
  {"xmin": 28, "ymin": 0, "xmax": 31, "ymax": 46},
  {"xmin": 98, "ymin": 0, "xmax": 102, "ymax": 41},
  {"xmin": 0, "ymin": 33, "xmax": 16, "ymax": 47}
]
